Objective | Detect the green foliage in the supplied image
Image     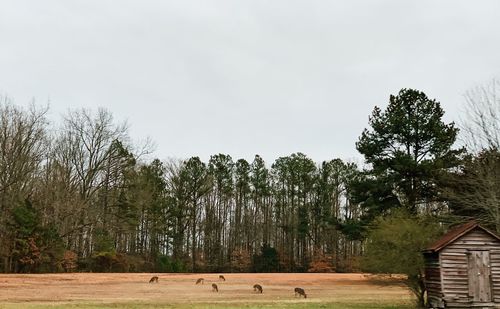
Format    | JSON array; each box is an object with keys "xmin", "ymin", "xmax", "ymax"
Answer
[
  {"xmin": 235, "ymin": 159, "xmax": 251, "ymax": 195},
  {"xmin": 156, "ymin": 255, "xmax": 186, "ymax": 273},
  {"xmin": 181, "ymin": 157, "xmax": 211, "ymax": 269},
  {"xmin": 206, "ymin": 154, "xmax": 234, "ymax": 270},
  {"xmin": 11, "ymin": 201, "xmax": 39, "ymax": 237},
  {"xmin": 181, "ymin": 157, "xmax": 211, "ymax": 198},
  {"xmin": 271, "ymin": 153, "xmax": 317, "ymax": 270},
  {"xmin": 89, "ymin": 228, "xmax": 127, "ymax": 273},
  {"xmin": 314, "ymin": 160, "xmax": 360, "ymax": 266},
  {"xmin": 315, "ymin": 159, "xmax": 356, "ymax": 223},
  {"xmin": 250, "ymin": 155, "xmax": 270, "ymax": 196},
  {"xmin": 253, "ymin": 244, "xmax": 280, "ymax": 272},
  {"xmin": 10, "ymin": 201, "xmax": 65, "ymax": 272},
  {"xmin": 93, "ymin": 229, "xmax": 115, "ymax": 254},
  {"xmin": 233, "ymin": 159, "xmax": 251, "ymax": 251},
  {"xmin": 362, "ymin": 210, "xmax": 442, "ymax": 307},
  {"xmin": 297, "ymin": 206, "xmax": 309, "ymax": 238},
  {"xmin": 337, "ymin": 219, "xmax": 365, "ymax": 241},
  {"xmin": 9, "ymin": 200, "xmax": 58, "ymax": 273},
  {"xmin": 209, "ymin": 154, "xmax": 234, "ymax": 196},
  {"xmin": 354, "ymin": 88, "xmax": 463, "ymax": 220},
  {"xmin": 134, "ymin": 159, "xmax": 170, "ymax": 261}
]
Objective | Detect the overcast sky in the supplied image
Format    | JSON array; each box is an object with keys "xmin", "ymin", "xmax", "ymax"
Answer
[{"xmin": 1, "ymin": 1, "xmax": 499, "ymax": 163}]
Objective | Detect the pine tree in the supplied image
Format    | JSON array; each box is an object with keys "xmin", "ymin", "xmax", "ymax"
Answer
[{"xmin": 354, "ymin": 89, "xmax": 462, "ymax": 220}]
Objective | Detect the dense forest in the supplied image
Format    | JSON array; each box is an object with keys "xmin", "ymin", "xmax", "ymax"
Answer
[{"xmin": 0, "ymin": 83, "xmax": 499, "ymax": 280}]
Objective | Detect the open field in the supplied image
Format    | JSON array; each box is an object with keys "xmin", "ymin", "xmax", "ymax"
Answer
[{"xmin": 0, "ymin": 273, "xmax": 414, "ymax": 309}]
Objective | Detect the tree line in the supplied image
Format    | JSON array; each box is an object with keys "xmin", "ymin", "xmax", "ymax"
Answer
[
  {"xmin": 0, "ymin": 98, "xmax": 361, "ymax": 273},
  {"xmin": 0, "ymin": 81, "xmax": 499, "ymax": 288}
]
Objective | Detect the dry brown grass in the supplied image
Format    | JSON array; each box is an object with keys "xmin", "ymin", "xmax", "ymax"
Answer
[{"xmin": 0, "ymin": 273, "xmax": 412, "ymax": 307}]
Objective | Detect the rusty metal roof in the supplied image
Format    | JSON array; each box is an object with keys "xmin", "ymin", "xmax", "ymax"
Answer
[{"xmin": 424, "ymin": 221, "xmax": 500, "ymax": 253}]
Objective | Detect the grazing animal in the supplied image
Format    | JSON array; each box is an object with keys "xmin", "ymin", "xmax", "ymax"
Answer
[
  {"xmin": 196, "ymin": 278, "xmax": 204, "ymax": 285},
  {"xmin": 219, "ymin": 275, "xmax": 226, "ymax": 281},
  {"xmin": 212, "ymin": 283, "xmax": 219, "ymax": 292},
  {"xmin": 294, "ymin": 287, "xmax": 307, "ymax": 298},
  {"xmin": 149, "ymin": 276, "xmax": 159, "ymax": 283},
  {"xmin": 253, "ymin": 284, "xmax": 263, "ymax": 293}
]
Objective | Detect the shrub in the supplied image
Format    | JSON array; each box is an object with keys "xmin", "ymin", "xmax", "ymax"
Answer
[
  {"xmin": 62, "ymin": 250, "xmax": 78, "ymax": 272},
  {"xmin": 361, "ymin": 209, "xmax": 442, "ymax": 307},
  {"xmin": 156, "ymin": 255, "xmax": 187, "ymax": 273},
  {"xmin": 230, "ymin": 249, "xmax": 252, "ymax": 272},
  {"xmin": 253, "ymin": 244, "xmax": 279, "ymax": 272},
  {"xmin": 308, "ymin": 249, "xmax": 334, "ymax": 273},
  {"xmin": 90, "ymin": 252, "xmax": 129, "ymax": 272}
]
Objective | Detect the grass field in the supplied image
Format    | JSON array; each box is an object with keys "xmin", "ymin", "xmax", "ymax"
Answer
[{"xmin": 0, "ymin": 273, "xmax": 415, "ymax": 309}]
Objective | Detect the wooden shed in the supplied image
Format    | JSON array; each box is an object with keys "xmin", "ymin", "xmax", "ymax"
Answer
[{"xmin": 423, "ymin": 221, "xmax": 500, "ymax": 308}]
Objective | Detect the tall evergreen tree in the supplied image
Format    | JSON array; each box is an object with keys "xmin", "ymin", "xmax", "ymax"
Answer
[
  {"xmin": 180, "ymin": 157, "xmax": 210, "ymax": 272},
  {"xmin": 207, "ymin": 154, "xmax": 234, "ymax": 270},
  {"xmin": 271, "ymin": 153, "xmax": 316, "ymax": 271},
  {"xmin": 233, "ymin": 159, "xmax": 250, "ymax": 253},
  {"xmin": 354, "ymin": 88, "xmax": 462, "ymax": 220},
  {"xmin": 250, "ymin": 155, "xmax": 271, "ymax": 247}
]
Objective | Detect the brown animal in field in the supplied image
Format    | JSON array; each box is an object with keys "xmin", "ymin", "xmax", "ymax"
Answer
[
  {"xmin": 219, "ymin": 275, "xmax": 226, "ymax": 281},
  {"xmin": 253, "ymin": 284, "xmax": 263, "ymax": 293},
  {"xmin": 212, "ymin": 283, "xmax": 219, "ymax": 292},
  {"xmin": 196, "ymin": 278, "xmax": 204, "ymax": 284},
  {"xmin": 294, "ymin": 287, "xmax": 306, "ymax": 298},
  {"xmin": 149, "ymin": 276, "xmax": 159, "ymax": 283}
]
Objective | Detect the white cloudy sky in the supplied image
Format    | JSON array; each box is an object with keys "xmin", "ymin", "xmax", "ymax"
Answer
[{"xmin": 1, "ymin": 1, "xmax": 499, "ymax": 163}]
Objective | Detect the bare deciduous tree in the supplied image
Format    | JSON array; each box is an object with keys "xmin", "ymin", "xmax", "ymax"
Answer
[
  {"xmin": 55, "ymin": 108, "xmax": 129, "ymax": 256},
  {"xmin": 442, "ymin": 150, "xmax": 500, "ymax": 233},
  {"xmin": 441, "ymin": 79, "xmax": 500, "ymax": 232},
  {"xmin": 0, "ymin": 97, "xmax": 48, "ymax": 272},
  {"xmin": 462, "ymin": 79, "xmax": 500, "ymax": 151}
]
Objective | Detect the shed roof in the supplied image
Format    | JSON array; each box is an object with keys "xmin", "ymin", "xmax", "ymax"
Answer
[{"xmin": 424, "ymin": 221, "xmax": 500, "ymax": 253}]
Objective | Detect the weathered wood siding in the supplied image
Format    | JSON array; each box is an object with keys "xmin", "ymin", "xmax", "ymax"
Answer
[
  {"xmin": 424, "ymin": 251, "xmax": 442, "ymax": 307},
  {"xmin": 440, "ymin": 228, "xmax": 500, "ymax": 308},
  {"xmin": 491, "ymin": 250, "xmax": 500, "ymax": 304}
]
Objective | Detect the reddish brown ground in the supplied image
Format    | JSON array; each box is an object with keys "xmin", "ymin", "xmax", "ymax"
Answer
[{"xmin": 0, "ymin": 273, "xmax": 411, "ymax": 305}]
